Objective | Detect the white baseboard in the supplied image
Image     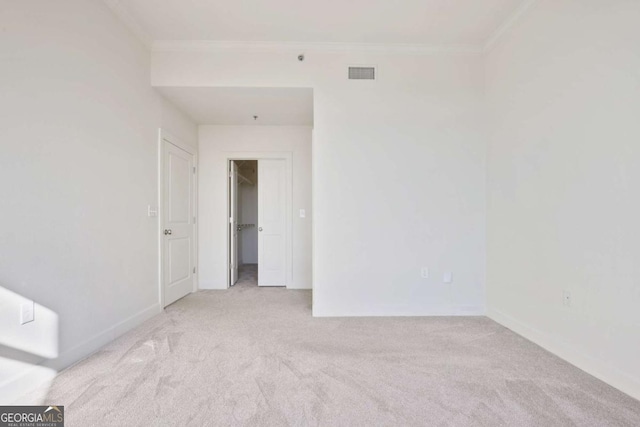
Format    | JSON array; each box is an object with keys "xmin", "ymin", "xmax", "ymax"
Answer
[
  {"xmin": 43, "ymin": 303, "xmax": 161, "ymax": 372},
  {"xmin": 487, "ymin": 307, "xmax": 640, "ymax": 402},
  {"xmin": 286, "ymin": 285, "xmax": 312, "ymax": 290},
  {"xmin": 313, "ymin": 305, "xmax": 486, "ymax": 317},
  {"xmin": 0, "ymin": 363, "xmax": 56, "ymax": 405},
  {"xmin": 2, "ymin": 303, "xmax": 161, "ymax": 404},
  {"xmin": 199, "ymin": 280, "xmax": 312, "ymax": 290},
  {"xmin": 198, "ymin": 281, "xmax": 227, "ymax": 290}
]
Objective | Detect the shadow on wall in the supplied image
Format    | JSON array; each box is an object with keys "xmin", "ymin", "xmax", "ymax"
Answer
[{"xmin": 0, "ymin": 286, "xmax": 59, "ymax": 404}]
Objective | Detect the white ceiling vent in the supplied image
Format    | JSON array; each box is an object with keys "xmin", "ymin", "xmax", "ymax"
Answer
[{"xmin": 348, "ymin": 66, "xmax": 376, "ymax": 80}]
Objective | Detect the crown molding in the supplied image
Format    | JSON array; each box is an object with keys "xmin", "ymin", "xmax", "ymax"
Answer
[
  {"xmin": 103, "ymin": 0, "xmax": 152, "ymax": 48},
  {"xmin": 483, "ymin": 0, "xmax": 538, "ymax": 53},
  {"xmin": 104, "ymin": 0, "xmax": 535, "ymax": 56},
  {"xmin": 152, "ymin": 40, "xmax": 484, "ymax": 56}
]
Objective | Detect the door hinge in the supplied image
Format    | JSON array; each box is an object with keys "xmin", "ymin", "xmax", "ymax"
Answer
[
  {"xmin": 193, "ymin": 266, "xmax": 196, "ymax": 274},
  {"xmin": 193, "ymin": 166, "xmax": 196, "ymax": 174},
  {"xmin": 229, "ymin": 217, "xmax": 233, "ymax": 224}
]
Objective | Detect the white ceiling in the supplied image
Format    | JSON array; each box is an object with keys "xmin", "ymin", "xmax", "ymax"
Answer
[
  {"xmin": 157, "ymin": 87, "xmax": 313, "ymax": 126},
  {"xmin": 110, "ymin": 0, "xmax": 527, "ymax": 47}
]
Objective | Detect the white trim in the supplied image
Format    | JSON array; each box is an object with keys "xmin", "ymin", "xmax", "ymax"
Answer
[
  {"xmin": 487, "ymin": 307, "xmax": 640, "ymax": 402},
  {"xmin": 1, "ymin": 364, "xmax": 55, "ymax": 405},
  {"xmin": 158, "ymin": 129, "xmax": 199, "ymax": 308},
  {"xmin": 160, "ymin": 129, "xmax": 197, "ymax": 157},
  {"xmin": 223, "ymin": 152, "xmax": 293, "ymax": 289},
  {"xmin": 310, "ymin": 128, "xmax": 316, "ymax": 294},
  {"xmin": 3, "ymin": 303, "xmax": 161, "ymax": 404},
  {"xmin": 102, "ymin": 0, "xmax": 152, "ymax": 48},
  {"xmin": 314, "ymin": 306, "xmax": 485, "ymax": 318},
  {"xmin": 42, "ymin": 304, "xmax": 161, "ymax": 371},
  {"xmin": 483, "ymin": 0, "xmax": 538, "ymax": 53},
  {"xmin": 152, "ymin": 40, "xmax": 483, "ymax": 56},
  {"xmin": 105, "ymin": 0, "xmax": 536, "ymax": 56}
]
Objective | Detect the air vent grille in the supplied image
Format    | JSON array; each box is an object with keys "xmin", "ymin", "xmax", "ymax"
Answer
[{"xmin": 348, "ymin": 66, "xmax": 376, "ymax": 80}]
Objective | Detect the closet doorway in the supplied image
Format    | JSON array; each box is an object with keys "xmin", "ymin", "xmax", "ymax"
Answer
[{"xmin": 228, "ymin": 156, "xmax": 291, "ymax": 288}]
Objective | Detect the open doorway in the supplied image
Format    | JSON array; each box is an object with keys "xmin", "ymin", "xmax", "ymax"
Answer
[
  {"xmin": 156, "ymin": 87, "xmax": 312, "ymax": 292},
  {"xmin": 228, "ymin": 156, "xmax": 290, "ymax": 288},
  {"xmin": 230, "ymin": 160, "xmax": 258, "ymax": 287}
]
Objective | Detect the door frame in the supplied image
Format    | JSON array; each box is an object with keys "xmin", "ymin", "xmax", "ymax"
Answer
[
  {"xmin": 224, "ymin": 151, "xmax": 293, "ymax": 289},
  {"xmin": 158, "ymin": 129, "xmax": 198, "ymax": 308},
  {"xmin": 229, "ymin": 161, "xmax": 239, "ymax": 286}
]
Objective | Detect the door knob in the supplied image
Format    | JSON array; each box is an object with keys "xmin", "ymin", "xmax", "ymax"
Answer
[
  {"xmin": 164, "ymin": 229, "xmax": 172, "ymax": 235},
  {"xmin": 258, "ymin": 227, "xmax": 263, "ymax": 232}
]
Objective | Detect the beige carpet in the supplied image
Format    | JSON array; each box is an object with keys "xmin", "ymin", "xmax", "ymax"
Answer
[
  {"xmin": 31, "ymin": 265, "xmax": 640, "ymax": 426},
  {"xmin": 234, "ymin": 263, "xmax": 258, "ymax": 288}
]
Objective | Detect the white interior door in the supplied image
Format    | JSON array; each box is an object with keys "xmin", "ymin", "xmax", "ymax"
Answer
[
  {"xmin": 229, "ymin": 161, "xmax": 239, "ymax": 286},
  {"xmin": 162, "ymin": 140, "xmax": 195, "ymax": 307},
  {"xmin": 258, "ymin": 159, "xmax": 286, "ymax": 287}
]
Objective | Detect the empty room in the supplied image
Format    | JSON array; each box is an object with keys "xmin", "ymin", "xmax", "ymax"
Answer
[{"xmin": 1, "ymin": 0, "xmax": 639, "ymax": 426}]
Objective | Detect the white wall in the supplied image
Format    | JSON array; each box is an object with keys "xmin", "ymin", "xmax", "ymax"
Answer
[
  {"xmin": 3, "ymin": 0, "xmax": 636, "ymax": 405},
  {"xmin": 161, "ymin": 97, "xmax": 199, "ymax": 147},
  {"xmin": 0, "ymin": 0, "xmax": 196, "ymax": 403},
  {"xmin": 198, "ymin": 126, "xmax": 312, "ymax": 289},
  {"xmin": 239, "ymin": 184, "xmax": 258, "ymax": 264},
  {"xmin": 154, "ymin": 51, "xmax": 487, "ymax": 315},
  {"xmin": 485, "ymin": 0, "xmax": 640, "ymax": 400}
]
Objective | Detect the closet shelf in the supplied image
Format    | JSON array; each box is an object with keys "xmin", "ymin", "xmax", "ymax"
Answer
[{"xmin": 237, "ymin": 172, "xmax": 254, "ymax": 185}]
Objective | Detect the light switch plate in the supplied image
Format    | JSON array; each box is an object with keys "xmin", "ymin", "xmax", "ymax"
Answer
[
  {"xmin": 299, "ymin": 209, "xmax": 306, "ymax": 218},
  {"xmin": 148, "ymin": 205, "xmax": 158, "ymax": 217},
  {"xmin": 20, "ymin": 301, "xmax": 34, "ymax": 325},
  {"xmin": 443, "ymin": 272, "xmax": 453, "ymax": 284},
  {"xmin": 420, "ymin": 268, "xmax": 429, "ymax": 279}
]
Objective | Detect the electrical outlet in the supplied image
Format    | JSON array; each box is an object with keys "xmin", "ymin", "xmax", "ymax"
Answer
[
  {"xmin": 420, "ymin": 268, "xmax": 429, "ymax": 279},
  {"xmin": 562, "ymin": 290, "xmax": 572, "ymax": 307},
  {"xmin": 443, "ymin": 272, "xmax": 453, "ymax": 284},
  {"xmin": 20, "ymin": 301, "xmax": 35, "ymax": 325}
]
